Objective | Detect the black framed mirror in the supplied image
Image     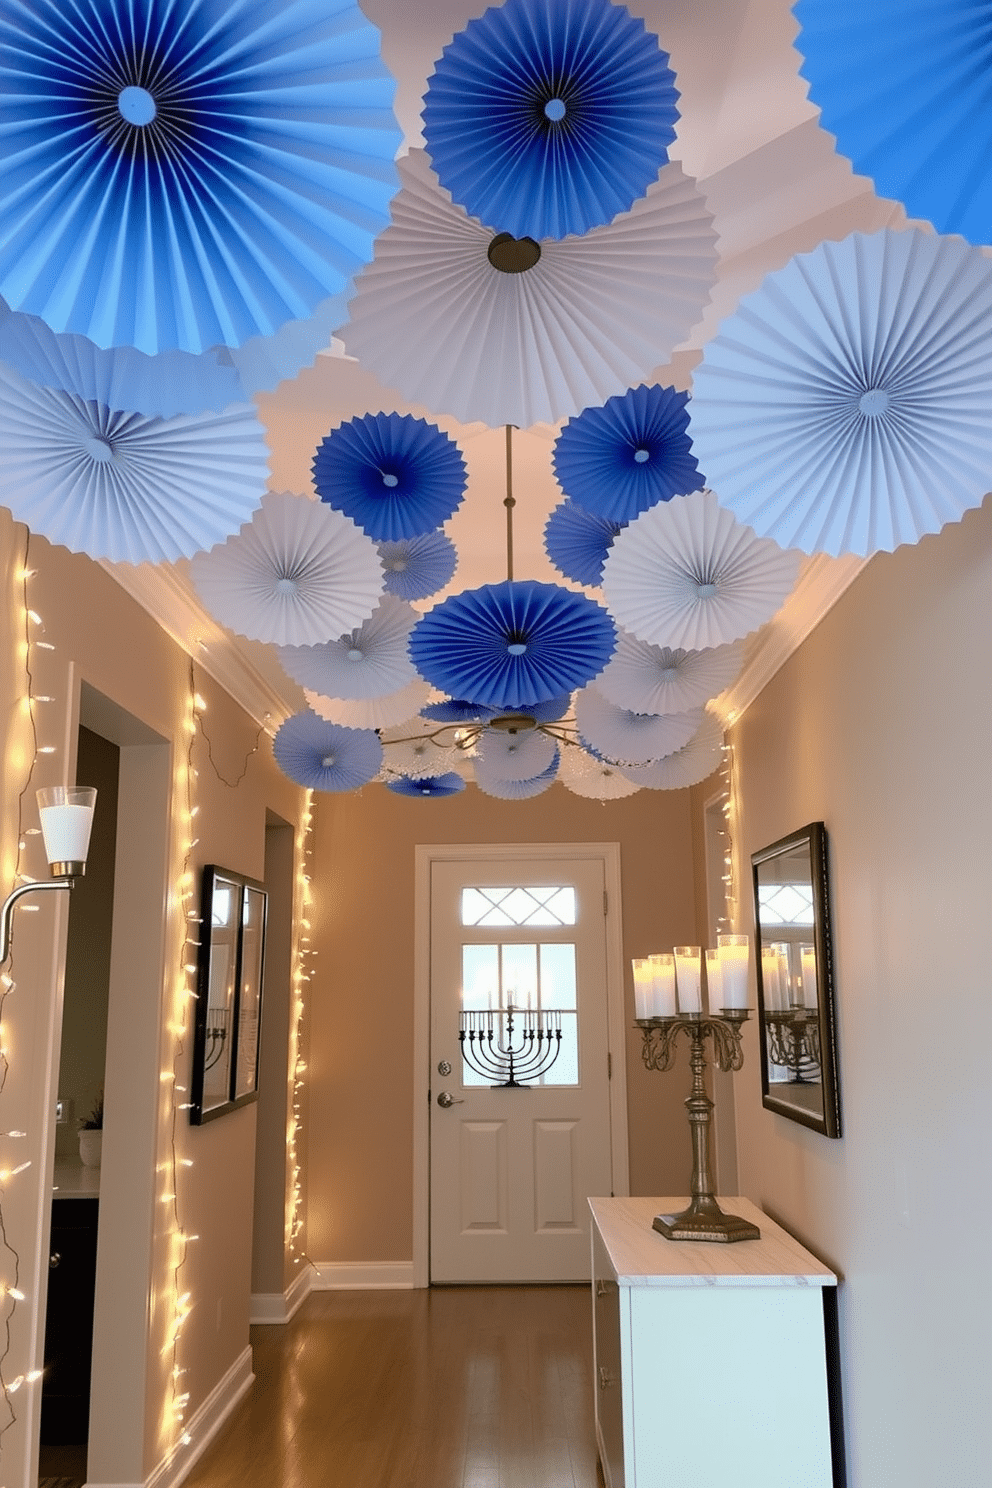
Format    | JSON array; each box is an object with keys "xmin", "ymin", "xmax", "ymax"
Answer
[
  {"xmin": 190, "ymin": 865, "xmax": 268, "ymax": 1124},
  {"xmin": 751, "ymin": 822, "xmax": 841, "ymax": 1138}
]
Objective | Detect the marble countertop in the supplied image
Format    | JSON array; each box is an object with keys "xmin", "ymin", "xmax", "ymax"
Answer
[{"xmin": 52, "ymin": 1160, "xmax": 101, "ymax": 1198}]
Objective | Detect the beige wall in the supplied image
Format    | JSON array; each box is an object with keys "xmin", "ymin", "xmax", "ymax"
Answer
[
  {"xmin": 0, "ymin": 513, "xmax": 307, "ymax": 1485},
  {"xmin": 722, "ymin": 495, "xmax": 992, "ymax": 1488},
  {"xmin": 307, "ymin": 780, "xmax": 702, "ymax": 1265}
]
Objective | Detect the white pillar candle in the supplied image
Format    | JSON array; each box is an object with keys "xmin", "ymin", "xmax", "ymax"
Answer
[
  {"xmin": 36, "ymin": 786, "xmax": 97, "ymax": 867},
  {"xmin": 774, "ymin": 943, "xmax": 796, "ymax": 1008},
  {"xmin": 717, "ymin": 933, "xmax": 750, "ymax": 1009},
  {"xmin": 705, "ymin": 949, "xmax": 724, "ymax": 1013},
  {"xmin": 761, "ymin": 945, "xmax": 781, "ymax": 1011},
  {"xmin": 649, "ymin": 953, "xmax": 677, "ymax": 1018},
  {"xmin": 673, "ymin": 946, "xmax": 702, "ymax": 1013},
  {"xmin": 800, "ymin": 944, "xmax": 818, "ymax": 1009},
  {"xmin": 632, "ymin": 958, "xmax": 654, "ymax": 1020}
]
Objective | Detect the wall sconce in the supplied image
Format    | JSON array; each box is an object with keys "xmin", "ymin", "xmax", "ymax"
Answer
[{"xmin": 0, "ymin": 787, "xmax": 97, "ymax": 962}]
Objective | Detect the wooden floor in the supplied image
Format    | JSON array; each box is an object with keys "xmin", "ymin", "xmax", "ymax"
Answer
[{"xmin": 185, "ymin": 1285, "xmax": 604, "ymax": 1488}]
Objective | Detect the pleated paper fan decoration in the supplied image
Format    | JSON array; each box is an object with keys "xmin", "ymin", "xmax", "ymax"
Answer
[
  {"xmin": 0, "ymin": 0, "xmax": 402, "ymax": 356},
  {"xmin": 553, "ymin": 385, "xmax": 703, "ymax": 522},
  {"xmin": 602, "ymin": 491, "xmax": 802, "ymax": 650},
  {"xmin": 421, "ymin": 699, "xmax": 498, "ymax": 724},
  {"xmin": 557, "ymin": 744, "xmax": 641, "ymax": 800},
  {"xmin": 621, "ymin": 711, "xmax": 724, "ymax": 790},
  {"xmin": 474, "ymin": 753, "xmax": 560, "ymax": 800},
  {"xmin": 0, "ymin": 360, "xmax": 268, "ymax": 564},
  {"xmin": 313, "ymin": 412, "xmax": 467, "ymax": 542},
  {"xmin": 793, "ymin": 1, "xmax": 992, "ymax": 246},
  {"xmin": 474, "ymin": 726, "xmax": 558, "ymax": 783},
  {"xmin": 188, "ymin": 492, "xmax": 384, "ymax": 648},
  {"xmin": 387, "ymin": 772, "xmax": 466, "ymax": 798},
  {"xmin": 278, "ymin": 596, "xmax": 419, "ymax": 700},
  {"xmin": 596, "ymin": 630, "xmax": 744, "ymax": 716},
  {"xmin": 688, "ymin": 230, "xmax": 992, "ymax": 556},
  {"xmin": 379, "ymin": 717, "xmax": 462, "ymax": 778},
  {"xmin": 519, "ymin": 695, "xmax": 573, "ymax": 724},
  {"xmin": 409, "ymin": 580, "xmax": 616, "ymax": 710},
  {"xmin": 422, "ymin": 0, "xmax": 679, "ymax": 242},
  {"xmin": 574, "ymin": 688, "xmax": 703, "ymax": 766},
  {"xmin": 304, "ymin": 680, "xmax": 435, "ymax": 731},
  {"xmin": 378, "ymin": 532, "xmax": 458, "ymax": 601},
  {"xmin": 220, "ymin": 290, "xmax": 354, "ymax": 400},
  {"xmin": 341, "ymin": 150, "xmax": 718, "ymax": 429},
  {"xmin": 0, "ymin": 298, "xmax": 244, "ymax": 420},
  {"xmin": 544, "ymin": 501, "xmax": 624, "ymax": 587},
  {"xmin": 272, "ymin": 712, "xmax": 383, "ymax": 793}
]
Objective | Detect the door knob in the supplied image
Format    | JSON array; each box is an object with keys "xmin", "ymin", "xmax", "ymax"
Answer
[
  {"xmin": 49, "ymin": 1252, "xmax": 61, "ymax": 1269},
  {"xmin": 436, "ymin": 1091, "xmax": 464, "ymax": 1108}
]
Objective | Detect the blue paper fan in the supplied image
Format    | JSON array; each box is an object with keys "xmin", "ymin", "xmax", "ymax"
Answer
[
  {"xmin": 313, "ymin": 413, "xmax": 467, "ymax": 541},
  {"xmin": 0, "ymin": 0, "xmax": 401, "ymax": 355},
  {"xmin": 544, "ymin": 500, "xmax": 624, "ymax": 586},
  {"xmin": 378, "ymin": 531, "xmax": 458, "ymax": 600},
  {"xmin": 422, "ymin": 0, "xmax": 679, "ymax": 241},
  {"xmin": 409, "ymin": 580, "xmax": 616, "ymax": 710},
  {"xmin": 272, "ymin": 712, "xmax": 383, "ymax": 793},
  {"xmin": 474, "ymin": 753, "xmax": 560, "ymax": 800},
  {"xmin": 421, "ymin": 699, "xmax": 497, "ymax": 724},
  {"xmin": 794, "ymin": 1, "xmax": 992, "ymax": 246},
  {"xmin": 689, "ymin": 230, "xmax": 992, "ymax": 556},
  {"xmin": 505, "ymin": 695, "xmax": 573, "ymax": 724},
  {"xmin": 386, "ymin": 772, "xmax": 466, "ymax": 798},
  {"xmin": 0, "ymin": 359, "xmax": 268, "ymax": 564},
  {"xmin": 553, "ymin": 385, "xmax": 702, "ymax": 522}
]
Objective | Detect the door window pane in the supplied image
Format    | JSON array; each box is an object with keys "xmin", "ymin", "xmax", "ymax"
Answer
[
  {"xmin": 461, "ymin": 885, "xmax": 577, "ymax": 927},
  {"xmin": 460, "ymin": 941, "xmax": 578, "ymax": 1086}
]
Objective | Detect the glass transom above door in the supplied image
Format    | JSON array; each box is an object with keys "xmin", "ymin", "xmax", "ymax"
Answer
[{"xmin": 461, "ymin": 885, "xmax": 577, "ymax": 926}]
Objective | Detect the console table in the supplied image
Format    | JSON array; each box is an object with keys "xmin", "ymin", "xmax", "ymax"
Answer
[{"xmin": 590, "ymin": 1196, "xmax": 838, "ymax": 1488}]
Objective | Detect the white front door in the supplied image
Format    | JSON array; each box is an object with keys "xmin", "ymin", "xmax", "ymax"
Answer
[{"xmin": 429, "ymin": 853, "xmax": 617, "ymax": 1283}]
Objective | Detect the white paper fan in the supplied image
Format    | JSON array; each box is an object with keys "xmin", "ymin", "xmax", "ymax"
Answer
[
  {"xmin": 189, "ymin": 491, "xmax": 385, "ymax": 645},
  {"xmin": 602, "ymin": 490, "xmax": 802, "ymax": 650},
  {"xmin": 278, "ymin": 595, "xmax": 419, "ymax": 700},
  {"xmin": 557, "ymin": 745, "xmax": 642, "ymax": 800},
  {"xmin": 620, "ymin": 712, "xmax": 725, "ymax": 790},
  {"xmin": 379, "ymin": 716, "xmax": 462, "ymax": 778},
  {"xmin": 574, "ymin": 688, "xmax": 703, "ymax": 765},
  {"xmin": 688, "ymin": 230, "xmax": 992, "ymax": 556},
  {"xmin": 474, "ymin": 726, "xmax": 558, "ymax": 782},
  {"xmin": 304, "ymin": 680, "xmax": 434, "ymax": 731},
  {"xmin": 341, "ymin": 149, "xmax": 717, "ymax": 428},
  {"xmin": 595, "ymin": 630, "xmax": 745, "ymax": 716}
]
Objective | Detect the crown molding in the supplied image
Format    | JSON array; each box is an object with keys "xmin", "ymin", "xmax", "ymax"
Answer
[
  {"xmin": 100, "ymin": 561, "xmax": 298, "ymax": 728},
  {"xmin": 713, "ymin": 552, "xmax": 867, "ymax": 726}
]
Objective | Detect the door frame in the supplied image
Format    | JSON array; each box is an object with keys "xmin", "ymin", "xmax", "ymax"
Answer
[{"xmin": 412, "ymin": 842, "xmax": 629, "ymax": 1288}]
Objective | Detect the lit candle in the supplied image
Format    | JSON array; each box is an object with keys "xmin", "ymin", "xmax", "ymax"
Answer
[
  {"xmin": 774, "ymin": 943, "xmax": 796, "ymax": 1007},
  {"xmin": 718, "ymin": 933, "xmax": 750, "ymax": 1009},
  {"xmin": 761, "ymin": 945, "xmax": 781, "ymax": 1010},
  {"xmin": 649, "ymin": 952, "xmax": 677, "ymax": 1017},
  {"xmin": 632, "ymin": 958, "xmax": 654, "ymax": 1020},
  {"xmin": 673, "ymin": 946, "xmax": 702, "ymax": 1013},
  {"xmin": 705, "ymin": 949, "xmax": 724, "ymax": 1012},
  {"xmin": 800, "ymin": 944, "xmax": 818, "ymax": 1009}
]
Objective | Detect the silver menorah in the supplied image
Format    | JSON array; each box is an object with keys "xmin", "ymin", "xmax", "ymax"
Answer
[{"xmin": 459, "ymin": 1005, "xmax": 563, "ymax": 1087}]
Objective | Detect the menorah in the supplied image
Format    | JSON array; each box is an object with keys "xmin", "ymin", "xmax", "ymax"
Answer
[
  {"xmin": 203, "ymin": 1007, "xmax": 232, "ymax": 1072},
  {"xmin": 765, "ymin": 1008, "xmax": 821, "ymax": 1081},
  {"xmin": 459, "ymin": 1005, "xmax": 563, "ymax": 1087}
]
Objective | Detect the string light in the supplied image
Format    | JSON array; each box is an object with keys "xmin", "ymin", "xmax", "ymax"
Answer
[
  {"xmin": 715, "ymin": 736, "xmax": 741, "ymax": 936},
  {"xmin": 286, "ymin": 790, "xmax": 315, "ymax": 1268}
]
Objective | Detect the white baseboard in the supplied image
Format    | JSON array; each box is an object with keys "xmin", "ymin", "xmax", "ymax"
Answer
[
  {"xmin": 311, "ymin": 1260, "xmax": 414, "ymax": 1290},
  {"xmin": 85, "ymin": 1345, "xmax": 254, "ymax": 1488},
  {"xmin": 250, "ymin": 1262, "xmax": 314, "ymax": 1325}
]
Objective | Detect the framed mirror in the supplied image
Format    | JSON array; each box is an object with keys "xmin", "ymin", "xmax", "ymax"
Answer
[
  {"xmin": 751, "ymin": 822, "xmax": 841, "ymax": 1138},
  {"xmin": 190, "ymin": 865, "xmax": 268, "ymax": 1124}
]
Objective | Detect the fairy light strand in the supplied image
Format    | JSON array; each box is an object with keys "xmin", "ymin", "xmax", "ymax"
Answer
[
  {"xmin": 191, "ymin": 666, "xmax": 268, "ymax": 789},
  {"xmin": 287, "ymin": 790, "xmax": 314, "ymax": 1270}
]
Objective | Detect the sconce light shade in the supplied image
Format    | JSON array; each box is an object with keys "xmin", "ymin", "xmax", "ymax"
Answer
[{"xmin": 36, "ymin": 786, "xmax": 97, "ymax": 877}]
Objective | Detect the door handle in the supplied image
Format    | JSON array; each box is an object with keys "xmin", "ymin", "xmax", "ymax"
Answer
[
  {"xmin": 436, "ymin": 1091, "xmax": 464, "ymax": 1108},
  {"xmin": 49, "ymin": 1252, "xmax": 61, "ymax": 1269}
]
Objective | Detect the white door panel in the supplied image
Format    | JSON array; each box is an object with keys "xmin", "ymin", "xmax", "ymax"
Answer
[{"xmin": 430, "ymin": 854, "xmax": 615, "ymax": 1282}]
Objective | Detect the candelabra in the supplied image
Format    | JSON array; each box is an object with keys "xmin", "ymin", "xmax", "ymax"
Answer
[
  {"xmin": 764, "ymin": 1008, "xmax": 821, "ymax": 1081},
  {"xmin": 639, "ymin": 1009, "xmax": 760, "ymax": 1242},
  {"xmin": 459, "ymin": 1005, "xmax": 562, "ymax": 1087}
]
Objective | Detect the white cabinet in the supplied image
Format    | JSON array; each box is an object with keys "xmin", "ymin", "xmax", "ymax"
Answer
[{"xmin": 590, "ymin": 1196, "xmax": 838, "ymax": 1488}]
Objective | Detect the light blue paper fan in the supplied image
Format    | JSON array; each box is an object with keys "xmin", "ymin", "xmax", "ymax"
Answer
[{"xmin": 272, "ymin": 712, "xmax": 383, "ymax": 793}]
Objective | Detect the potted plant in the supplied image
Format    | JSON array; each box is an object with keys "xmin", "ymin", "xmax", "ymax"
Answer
[{"xmin": 78, "ymin": 1091, "xmax": 103, "ymax": 1168}]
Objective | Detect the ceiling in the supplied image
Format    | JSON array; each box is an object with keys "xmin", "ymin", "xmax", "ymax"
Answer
[{"xmin": 110, "ymin": 0, "xmax": 907, "ymax": 728}]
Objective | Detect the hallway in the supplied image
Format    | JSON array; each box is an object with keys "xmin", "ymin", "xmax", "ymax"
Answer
[{"xmin": 185, "ymin": 1285, "xmax": 603, "ymax": 1488}]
